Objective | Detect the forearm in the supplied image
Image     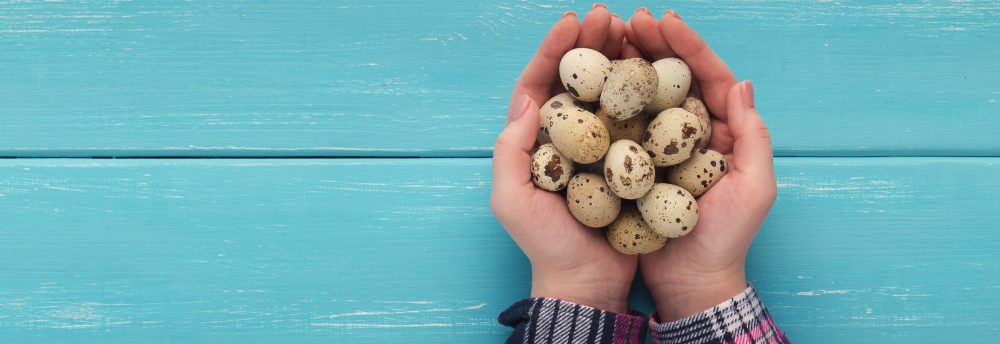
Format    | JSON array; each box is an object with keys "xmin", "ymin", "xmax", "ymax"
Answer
[
  {"xmin": 648, "ymin": 285, "xmax": 789, "ymax": 344},
  {"xmin": 651, "ymin": 267, "xmax": 748, "ymax": 322}
]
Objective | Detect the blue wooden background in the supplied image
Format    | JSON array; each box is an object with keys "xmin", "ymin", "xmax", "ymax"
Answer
[{"xmin": 1, "ymin": 1, "xmax": 998, "ymax": 343}]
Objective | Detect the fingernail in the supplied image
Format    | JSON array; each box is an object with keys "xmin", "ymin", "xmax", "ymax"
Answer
[
  {"xmin": 664, "ymin": 9, "xmax": 682, "ymax": 20},
  {"xmin": 635, "ymin": 7, "xmax": 651, "ymax": 16},
  {"xmin": 509, "ymin": 95, "xmax": 531, "ymax": 124},
  {"xmin": 562, "ymin": 11, "xmax": 577, "ymax": 19},
  {"xmin": 610, "ymin": 13, "xmax": 621, "ymax": 19},
  {"xmin": 592, "ymin": 3, "xmax": 607, "ymax": 10},
  {"xmin": 741, "ymin": 80, "xmax": 755, "ymax": 108}
]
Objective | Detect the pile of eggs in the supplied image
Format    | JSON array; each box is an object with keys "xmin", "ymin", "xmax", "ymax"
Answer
[{"xmin": 529, "ymin": 48, "xmax": 728, "ymax": 255}]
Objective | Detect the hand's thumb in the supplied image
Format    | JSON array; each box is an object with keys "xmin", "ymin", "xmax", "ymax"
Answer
[
  {"xmin": 492, "ymin": 95, "xmax": 540, "ymax": 203},
  {"xmin": 726, "ymin": 81, "xmax": 774, "ymax": 177}
]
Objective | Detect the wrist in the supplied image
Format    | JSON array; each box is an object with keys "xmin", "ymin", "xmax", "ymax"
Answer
[
  {"xmin": 531, "ymin": 273, "xmax": 631, "ymax": 313},
  {"xmin": 650, "ymin": 267, "xmax": 747, "ymax": 322}
]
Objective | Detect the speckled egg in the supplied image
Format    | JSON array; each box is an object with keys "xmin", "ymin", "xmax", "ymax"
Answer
[
  {"xmin": 559, "ymin": 48, "xmax": 612, "ymax": 102},
  {"xmin": 681, "ymin": 95, "xmax": 712, "ymax": 149},
  {"xmin": 642, "ymin": 108, "xmax": 705, "ymax": 167},
  {"xmin": 645, "ymin": 58, "xmax": 692, "ymax": 113},
  {"xmin": 539, "ymin": 93, "xmax": 594, "ymax": 144},
  {"xmin": 567, "ymin": 173, "xmax": 622, "ymax": 228},
  {"xmin": 606, "ymin": 203, "xmax": 667, "ymax": 255},
  {"xmin": 636, "ymin": 183, "xmax": 699, "ymax": 238},
  {"xmin": 596, "ymin": 106, "xmax": 649, "ymax": 144},
  {"xmin": 599, "ymin": 58, "xmax": 657, "ymax": 121},
  {"xmin": 666, "ymin": 149, "xmax": 727, "ymax": 197},
  {"xmin": 530, "ymin": 143, "xmax": 574, "ymax": 191},
  {"xmin": 547, "ymin": 107, "xmax": 610, "ymax": 164},
  {"xmin": 603, "ymin": 140, "xmax": 655, "ymax": 199}
]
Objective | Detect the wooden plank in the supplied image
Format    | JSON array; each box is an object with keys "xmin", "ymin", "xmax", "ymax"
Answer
[
  {"xmin": 1, "ymin": 1, "xmax": 997, "ymax": 157},
  {"xmin": 0, "ymin": 158, "xmax": 996, "ymax": 343}
]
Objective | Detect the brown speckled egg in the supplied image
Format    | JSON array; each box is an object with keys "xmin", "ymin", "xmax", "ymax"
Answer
[
  {"xmin": 645, "ymin": 58, "xmax": 692, "ymax": 113},
  {"xmin": 547, "ymin": 107, "xmax": 610, "ymax": 164},
  {"xmin": 666, "ymin": 149, "xmax": 727, "ymax": 197},
  {"xmin": 596, "ymin": 106, "xmax": 649, "ymax": 143},
  {"xmin": 539, "ymin": 93, "xmax": 594, "ymax": 144},
  {"xmin": 636, "ymin": 183, "xmax": 699, "ymax": 238},
  {"xmin": 606, "ymin": 203, "xmax": 667, "ymax": 255},
  {"xmin": 529, "ymin": 143, "xmax": 574, "ymax": 191},
  {"xmin": 642, "ymin": 108, "xmax": 705, "ymax": 167},
  {"xmin": 567, "ymin": 173, "xmax": 621, "ymax": 228},
  {"xmin": 603, "ymin": 140, "xmax": 655, "ymax": 199},
  {"xmin": 559, "ymin": 48, "xmax": 612, "ymax": 102},
  {"xmin": 600, "ymin": 58, "xmax": 657, "ymax": 121},
  {"xmin": 681, "ymin": 95, "xmax": 712, "ymax": 149}
]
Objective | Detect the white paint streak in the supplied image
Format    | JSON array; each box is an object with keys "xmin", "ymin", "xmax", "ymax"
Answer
[
  {"xmin": 322, "ymin": 303, "xmax": 485, "ymax": 319},
  {"xmin": 42, "ymin": 185, "xmax": 85, "ymax": 192},
  {"xmin": 309, "ymin": 323, "xmax": 453, "ymax": 328},
  {"xmin": 796, "ymin": 289, "xmax": 851, "ymax": 296}
]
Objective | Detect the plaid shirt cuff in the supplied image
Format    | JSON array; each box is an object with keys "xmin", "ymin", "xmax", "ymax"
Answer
[
  {"xmin": 648, "ymin": 285, "xmax": 789, "ymax": 344},
  {"xmin": 499, "ymin": 297, "xmax": 648, "ymax": 344}
]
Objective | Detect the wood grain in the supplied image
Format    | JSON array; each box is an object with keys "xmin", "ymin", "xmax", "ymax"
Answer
[
  {"xmin": 1, "ymin": 1, "xmax": 997, "ymax": 157},
  {"xmin": 0, "ymin": 158, "xmax": 997, "ymax": 343}
]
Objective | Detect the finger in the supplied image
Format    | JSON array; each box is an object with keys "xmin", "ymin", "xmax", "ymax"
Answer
[
  {"xmin": 494, "ymin": 95, "xmax": 542, "ymax": 198},
  {"xmin": 576, "ymin": 3, "xmax": 612, "ymax": 50},
  {"xmin": 726, "ymin": 81, "xmax": 773, "ymax": 177},
  {"xmin": 601, "ymin": 14, "xmax": 626, "ymax": 59},
  {"xmin": 707, "ymin": 120, "xmax": 733, "ymax": 154},
  {"xmin": 621, "ymin": 41, "xmax": 644, "ymax": 59},
  {"xmin": 660, "ymin": 11, "xmax": 737, "ymax": 121},
  {"xmin": 630, "ymin": 7, "xmax": 674, "ymax": 59},
  {"xmin": 623, "ymin": 19, "xmax": 644, "ymax": 58},
  {"xmin": 516, "ymin": 12, "xmax": 581, "ymax": 96}
]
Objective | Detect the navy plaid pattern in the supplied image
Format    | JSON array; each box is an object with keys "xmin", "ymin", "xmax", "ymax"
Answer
[{"xmin": 498, "ymin": 297, "xmax": 648, "ymax": 344}]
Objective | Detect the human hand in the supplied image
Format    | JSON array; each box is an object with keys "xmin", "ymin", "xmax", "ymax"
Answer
[
  {"xmin": 627, "ymin": 9, "xmax": 778, "ymax": 321},
  {"xmin": 490, "ymin": 4, "xmax": 635, "ymax": 313}
]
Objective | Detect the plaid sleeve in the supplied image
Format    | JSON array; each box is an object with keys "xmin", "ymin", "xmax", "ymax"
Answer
[
  {"xmin": 648, "ymin": 285, "xmax": 789, "ymax": 344},
  {"xmin": 498, "ymin": 297, "xmax": 648, "ymax": 344}
]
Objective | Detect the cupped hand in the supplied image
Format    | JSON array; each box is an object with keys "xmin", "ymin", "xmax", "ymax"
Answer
[
  {"xmin": 628, "ymin": 10, "xmax": 778, "ymax": 321},
  {"xmin": 490, "ymin": 5, "xmax": 635, "ymax": 313}
]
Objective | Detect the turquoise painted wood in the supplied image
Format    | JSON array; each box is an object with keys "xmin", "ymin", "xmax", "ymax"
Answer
[
  {"xmin": 1, "ymin": 1, "xmax": 998, "ymax": 157},
  {"xmin": 0, "ymin": 158, "xmax": 997, "ymax": 343},
  {"xmin": 3, "ymin": 0, "xmax": 998, "ymax": 343}
]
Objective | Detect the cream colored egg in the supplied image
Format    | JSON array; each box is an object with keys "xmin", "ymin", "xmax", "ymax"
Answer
[
  {"xmin": 596, "ymin": 106, "xmax": 649, "ymax": 143},
  {"xmin": 636, "ymin": 183, "xmax": 699, "ymax": 238},
  {"xmin": 642, "ymin": 108, "xmax": 705, "ymax": 167},
  {"xmin": 599, "ymin": 58, "xmax": 657, "ymax": 121},
  {"xmin": 606, "ymin": 203, "xmax": 667, "ymax": 255},
  {"xmin": 539, "ymin": 93, "xmax": 594, "ymax": 144},
  {"xmin": 559, "ymin": 48, "xmax": 612, "ymax": 102},
  {"xmin": 603, "ymin": 140, "xmax": 655, "ymax": 199},
  {"xmin": 681, "ymin": 95, "xmax": 712, "ymax": 149},
  {"xmin": 529, "ymin": 143, "xmax": 574, "ymax": 191},
  {"xmin": 567, "ymin": 173, "xmax": 622, "ymax": 228},
  {"xmin": 547, "ymin": 107, "xmax": 610, "ymax": 164},
  {"xmin": 666, "ymin": 149, "xmax": 727, "ymax": 197},
  {"xmin": 645, "ymin": 58, "xmax": 692, "ymax": 113}
]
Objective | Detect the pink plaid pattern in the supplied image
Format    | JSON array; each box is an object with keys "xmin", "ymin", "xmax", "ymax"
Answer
[{"xmin": 648, "ymin": 285, "xmax": 789, "ymax": 344}]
